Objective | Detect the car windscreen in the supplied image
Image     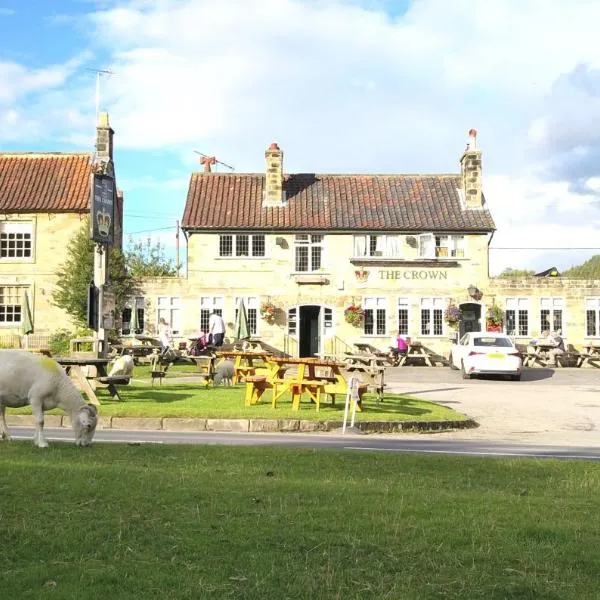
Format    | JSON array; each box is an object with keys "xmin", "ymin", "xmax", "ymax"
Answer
[{"xmin": 473, "ymin": 337, "xmax": 513, "ymax": 347}]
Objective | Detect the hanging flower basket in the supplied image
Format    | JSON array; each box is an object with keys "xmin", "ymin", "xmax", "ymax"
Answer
[
  {"xmin": 344, "ymin": 304, "xmax": 364, "ymax": 327},
  {"xmin": 444, "ymin": 304, "xmax": 461, "ymax": 329},
  {"xmin": 486, "ymin": 305, "xmax": 504, "ymax": 327},
  {"xmin": 260, "ymin": 301, "xmax": 277, "ymax": 324}
]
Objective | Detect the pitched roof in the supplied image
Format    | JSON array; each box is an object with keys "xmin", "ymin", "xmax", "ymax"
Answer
[
  {"xmin": 182, "ymin": 173, "xmax": 496, "ymax": 232},
  {"xmin": 0, "ymin": 153, "xmax": 92, "ymax": 213}
]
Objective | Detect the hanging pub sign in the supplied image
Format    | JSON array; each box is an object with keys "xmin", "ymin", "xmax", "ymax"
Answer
[{"xmin": 90, "ymin": 173, "xmax": 115, "ymax": 244}]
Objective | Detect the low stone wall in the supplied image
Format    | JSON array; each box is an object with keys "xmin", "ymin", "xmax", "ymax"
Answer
[{"xmin": 6, "ymin": 414, "xmax": 478, "ymax": 434}]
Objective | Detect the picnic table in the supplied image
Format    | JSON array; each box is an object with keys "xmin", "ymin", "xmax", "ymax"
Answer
[
  {"xmin": 397, "ymin": 342, "xmax": 434, "ymax": 367},
  {"xmin": 343, "ymin": 354, "xmax": 387, "ymax": 401},
  {"xmin": 244, "ymin": 357, "xmax": 366, "ymax": 411},
  {"xmin": 214, "ymin": 350, "xmax": 272, "ymax": 385},
  {"xmin": 578, "ymin": 343, "xmax": 600, "ymax": 368},
  {"xmin": 55, "ymin": 357, "xmax": 126, "ymax": 405}
]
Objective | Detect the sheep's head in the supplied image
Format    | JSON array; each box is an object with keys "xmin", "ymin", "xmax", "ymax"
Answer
[{"xmin": 73, "ymin": 404, "xmax": 98, "ymax": 446}]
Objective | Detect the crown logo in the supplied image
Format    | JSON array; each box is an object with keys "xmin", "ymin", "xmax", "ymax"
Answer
[
  {"xmin": 355, "ymin": 269, "xmax": 369, "ymax": 282},
  {"xmin": 96, "ymin": 209, "xmax": 111, "ymax": 237}
]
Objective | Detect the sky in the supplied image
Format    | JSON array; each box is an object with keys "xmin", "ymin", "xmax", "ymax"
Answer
[{"xmin": 1, "ymin": 0, "xmax": 600, "ymax": 276}]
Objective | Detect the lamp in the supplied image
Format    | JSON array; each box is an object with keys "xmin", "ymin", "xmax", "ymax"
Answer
[{"xmin": 467, "ymin": 284, "xmax": 479, "ymax": 298}]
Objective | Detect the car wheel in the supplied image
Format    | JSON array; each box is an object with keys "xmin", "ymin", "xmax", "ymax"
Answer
[
  {"xmin": 449, "ymin": 353, "xmax": 459, "ymax": 370},
  {"xmin": 461, "ymin": 361, "xmax": 471, "ymax": 380}
]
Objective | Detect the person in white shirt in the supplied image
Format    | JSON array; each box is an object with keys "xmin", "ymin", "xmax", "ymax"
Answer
[
  {"xmin": 208, "ymin": 311, "xmax": 226, "ymax": 347},
  {"xmin": 157, "ymin": 317, "xmax": 172, "ymax": 358}
]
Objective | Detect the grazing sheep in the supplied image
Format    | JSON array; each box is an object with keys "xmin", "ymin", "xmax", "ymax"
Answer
[
  {"xmin": 213, "ymin": 360, "xmax": 234, "ymax": 387},
  {"xmin": 108, "ymin": 354, "xmax": 134, "ymax": 378},
  {"xmin": 0, "ymin": 350, "xmax": 98, "ymax": 448}
]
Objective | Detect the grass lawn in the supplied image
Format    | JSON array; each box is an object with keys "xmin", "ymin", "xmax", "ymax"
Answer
[
  {"xmin": 6, "ymin": 362, "xmax": 466, "ymax": 422},
  {"xmin": 1, "ymin": 443, "xmax": 600, "ymax": 599}
]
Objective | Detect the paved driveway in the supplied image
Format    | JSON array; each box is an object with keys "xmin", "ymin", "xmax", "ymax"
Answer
[{"xmin": 384, "ymin": 366, "xmax": 600, "ymax": 447}]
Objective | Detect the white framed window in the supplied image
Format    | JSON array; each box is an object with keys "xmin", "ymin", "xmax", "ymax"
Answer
[
  {"xmin": 585, "ymin": 297, "xmax": 600, "ymax": 337},
  {"xmin": 235, "ymin": 296, "xmax": 259, "ymax": 336},
  {"xmin": 219, "ymin": 234, "xmax": 265, "ymax": 257},
  {"xmin": 287, "ymin": 307, "xmax": 297, "ymax": 336},
  {"xmin": 418, "ymin": 234, "xmax": 465, "ymax": 258},
  {"xmin": 199, "ymin": 296, "xmax": 224, "ymax": 332},
  {"xmin": 396, "ymin": 297, "xmax": 409, "ymax": 335},
  {"xmin": 157, "ymin": 296, "xmax": 181, "ymax": 335},
  {"xmin": 353, "ymin": 234, "xmax": 402, "ymax": 258},
  {"xmin": 540, "ymin": 297, "xmax": 563, "ymax": 334},
  {"xmin": 323, "ymin": 307, "xmax": 333, "ymax": 337},
  {"xmin": 294, "ymin": 234, "xmax": 323, "ymax": 272},
  {"xmin": 122, "ymin": 296, "xmax": 145, "ymax": 335},
  {"xmin": 0, "ymin": 286, "xmax": 24, "ymax": 324},
  {"xmin": 505, "ymin": 297, "xmax": 529, "ymax": 337},
  {"xmin": 420, "ymin": 297, "xmax": 444, "ymax": 336},
  {"xmin": 363, "ymin": 296, "xmax": 387, "ymax": 336},
  {"xmin": 0, "ymin": 221, "xmax": 33, "ymax": 260}
]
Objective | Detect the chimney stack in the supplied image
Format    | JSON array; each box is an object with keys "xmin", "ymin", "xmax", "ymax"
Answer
[
  {"xmin": 96, "ymin": 111, "xmax": 114, "ymax": 161},
  {"xmin": 263, "ymin": 142, "xmax": 286, "ymax": 206},
  {"xmin": 460, "ymin": 129, "xmax": 483, "ymax": 208}
]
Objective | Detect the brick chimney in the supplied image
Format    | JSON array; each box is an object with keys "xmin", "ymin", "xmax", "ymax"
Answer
[
  {"xmin": 460, "ymin": 129, "xmax": 482, "ymax": 208},
  {"xmin": 96, "ymin": 111, "xmax": 114, "ymax": 161},
  {"xmin": 263, "ymin": 142, "xmax": 286, "ymax": 206}
]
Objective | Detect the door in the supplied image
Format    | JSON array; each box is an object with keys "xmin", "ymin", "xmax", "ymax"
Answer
[
  {"xmin": 299, "ymin": 305, "xmax": 320, "ymax": 358},
  {"xmin": 459, "ymin": 303, "xmax": 482, "ymax": 338}
]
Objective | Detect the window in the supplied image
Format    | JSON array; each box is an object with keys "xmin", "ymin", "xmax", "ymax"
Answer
[
  {"xmin": 199, "ymin": 296, "xmax": 224, "ymax": 332},
  {"xmin": 419, "ymin": 234, "xmax": 465, "ymax": 258},
  {"xmin": 287, "ymin": 307, "xmax": 297, "ymax": 335},
  {"xmin": 353, "ymin": 234, "xmax": 402, "ymax": 258},
  {"xmin": 157, "ymin": 296, "xmax": 181, "ymax": 335},
  {"xmin": 323, "ymin": 307, "xmax": 333, "ymax": 336},
  {"xmin": 294, "ymin": 234, "xmax": 323, "ymax": 272},
  {"xmin": 219, "ymin": 234, "xmax": 265, "ymax": 257},
  {"xmin": 363, "ymin": 297, "xmax": 386, "ymax": 336},
  {"xmin": 396, "ymin": 297, "xmax": 409, "ymax": 335},
  {"xmin": 540, "ymin": 297, "xmax": 563, "ymax": 333},
  {"xmin": 0, "ymin": 286, "xmax": 23, "ymax": 324},
  {"xmin": 505, "ymin": 297, "xmax": 529, "ymax": 337},
  {"xmin": 420, "ymin": 297, "xmax": 444, "ymax": 336},
  {"xmin": 586, "ymin": 298, "xmax": 600, "ymax": 337},
  {"xmin": 0, "ymin": 221, "xmax": 33, "ymax": 259},
  {"xmin": 235, "ymin": 296, "xmax": 258, "ymax": 336},
  {"xmin": 122, "ymin": 296, "xmax": 145, "ymax": 335}
]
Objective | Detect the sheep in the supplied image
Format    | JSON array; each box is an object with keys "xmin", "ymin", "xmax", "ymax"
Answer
[
  {"xmin": 108, "ymin": 353, "xmax": 134, "ymax": 378},
  {"xmin": 0, "ymin": 350, "xmax": 98, "ymax": 448},
  {"xmin": 212, "ymin": 360, "xmax": 234, "ymax": 387}
]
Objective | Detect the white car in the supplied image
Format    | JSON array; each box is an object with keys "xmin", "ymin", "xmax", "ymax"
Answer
[{"xmin": 449, "ymin": 332, "xmax": 523, "ymax": 381}]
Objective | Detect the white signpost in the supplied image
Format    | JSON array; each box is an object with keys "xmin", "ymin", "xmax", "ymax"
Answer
[{"xmin": 342, "ymin": 376, "xmax": 360, "ymax": 434}]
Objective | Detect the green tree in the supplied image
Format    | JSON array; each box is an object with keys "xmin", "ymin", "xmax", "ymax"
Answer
[
  {"xmin": 53, "ymin": 220, "xmax": 136, "ymax": 328},
  {"xmin": 562, "ymin": 255, "xmax": 600, "ymax": 279},
  {"xmin": 125, "ymin": 236, "xmax": 177, "ymax": 277},
  {"xmin": 495, "ymin": 267, "xmax": 536, "ymax": 278}
]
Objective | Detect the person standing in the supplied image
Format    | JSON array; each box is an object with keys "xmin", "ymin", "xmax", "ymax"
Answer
[
  {"xmin": 209, "ymin": 311, "xmax": 226, "ymax": 347},
  {"xmin": 157, "ymin": 317, "xmax": 172, "ymax": 357}
]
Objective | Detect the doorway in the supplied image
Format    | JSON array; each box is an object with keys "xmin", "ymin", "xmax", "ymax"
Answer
[
  {"xmin": 459, "ymin": 302, "xmax": 482, "ymax": 338},
  {"xmin": 299, "ymin": 305, "xmax": 320, "ymax": 358}
]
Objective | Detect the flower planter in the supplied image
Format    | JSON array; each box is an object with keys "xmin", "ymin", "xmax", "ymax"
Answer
[{"xmin": 486, "ymin": 323, "xmax": 503, "ymax": 332}]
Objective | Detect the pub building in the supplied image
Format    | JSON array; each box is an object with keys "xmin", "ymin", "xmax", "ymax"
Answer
[{"xmin": 133, "ymin": 131, "xmax": 600, "ymax": 358}]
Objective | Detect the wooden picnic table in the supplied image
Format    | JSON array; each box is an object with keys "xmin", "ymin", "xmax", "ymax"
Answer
[
  {"xmin": 244, "ymin": 356, "xmax": 364, "ymax": 411},
  {"xmin": 55, "ymin": 357, "xmax": 125, "ymax": 405},
  {"xmin": 343, "ymin": 354, "xmax": 387, "ymax": 401},
  {"xmin": 578, "ymin": 344, "xmax": 600, "ymax": 368},
  {"xmin": 397, "ymin": 342, "xmax": 434, "ymax": 367},
  {"xmin": 214, "ymin": 350, "xmax": 272, "ymax": 385}
]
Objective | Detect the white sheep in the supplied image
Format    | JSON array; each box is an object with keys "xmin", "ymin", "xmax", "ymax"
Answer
[
  {"xmin": 108, "ymin": 354, "xmax": 134, "ymax": 378},
  {"xmin": 0, "ymin": 350, "xmax": 98, "ymax": 448}
]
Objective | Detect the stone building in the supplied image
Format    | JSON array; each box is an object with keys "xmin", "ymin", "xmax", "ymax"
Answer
[{"xmin": 0, "ymin": 113, "xmax": 123, "ymax": 343}]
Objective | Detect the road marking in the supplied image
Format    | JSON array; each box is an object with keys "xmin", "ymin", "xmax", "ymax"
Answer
[{"xmin": 344, "ymin": 446, "xmax": 600, "ymax": 460}]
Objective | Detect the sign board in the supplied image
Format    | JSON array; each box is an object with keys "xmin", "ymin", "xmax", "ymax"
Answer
[{"xmin": 90, "ymin": 173, "xmax": 115, "ymax": 244}]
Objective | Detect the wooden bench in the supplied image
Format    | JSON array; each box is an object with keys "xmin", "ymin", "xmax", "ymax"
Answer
[
  {"xmin": 244, "ymin": 376, "xmax": 270, "ymax": 406},
  {"xmin": 96, "ymin": 376, "xmax": 130, "ymax": 401},
  {"xmin": 554, "ymin": 352, "xmax": 581, "ymax": 368}
]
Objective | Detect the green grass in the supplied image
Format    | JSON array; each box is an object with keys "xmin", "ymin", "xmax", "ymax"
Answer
[{"xmin": 1, "ymin": 444, "xmax": 600, "ymax": 599}]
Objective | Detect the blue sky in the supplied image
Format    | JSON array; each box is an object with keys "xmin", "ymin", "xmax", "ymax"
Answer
[{"xmin": 2, "ymin": 0, "xmax": 600, "ymax": 274}]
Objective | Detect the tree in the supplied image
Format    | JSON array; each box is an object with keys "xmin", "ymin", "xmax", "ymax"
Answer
[
  {"xmin": 495, "ymin": 267, "xmax": 536, "ymax": 278},
  {"xmin": 562, "ymin": 255, "xmax": 600, "ymax": 279},
  {"xmin": 53, "ymin": 220, "xmax": 136, "ymax": 328},
  {"xmin": 125, "ymin": 236, "xmax": 177, "ymax": 277}
]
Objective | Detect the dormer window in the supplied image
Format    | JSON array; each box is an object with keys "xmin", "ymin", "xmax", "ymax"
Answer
[{"xmin": 419, "ymin": 234, "xmax": 465, "ymax": 259}]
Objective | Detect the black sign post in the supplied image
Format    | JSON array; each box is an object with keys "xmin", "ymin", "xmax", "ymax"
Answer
[{"xmin": 90, "ymin": 173, "xmax": 115, "ymax": 244}]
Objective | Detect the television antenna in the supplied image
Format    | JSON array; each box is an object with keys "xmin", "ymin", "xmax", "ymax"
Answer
[
  {"xmin": 193, "ymin": 150, "xmax": 235, "ymax": 173},
  {"xmin": 86, "ymin": 68, "xmax": 114, "ymax": 124}
]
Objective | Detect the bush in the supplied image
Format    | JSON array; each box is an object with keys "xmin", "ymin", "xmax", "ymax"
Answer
[{"xmin": 48, "ymin": 329, "xmax": 73, "ymax": 356}]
